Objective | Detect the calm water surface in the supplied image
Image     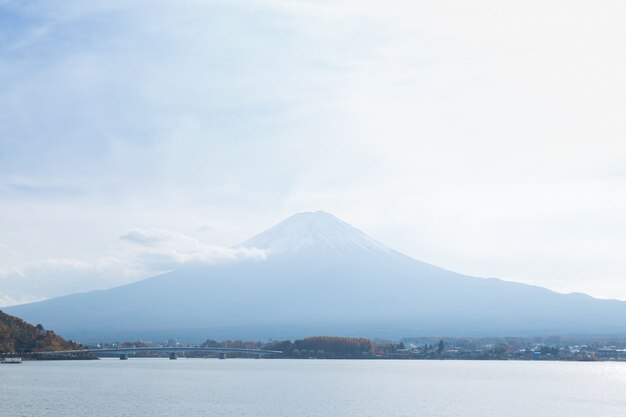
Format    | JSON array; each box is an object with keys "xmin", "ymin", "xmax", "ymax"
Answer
[{"xmin": 3, "ymin": 359, "xmax": 626, "ymax": 417}]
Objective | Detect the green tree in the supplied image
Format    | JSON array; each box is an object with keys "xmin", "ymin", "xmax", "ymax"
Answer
[{"xmin": 437, "ymin": 339, "xmax": 444, "ymax": 355}]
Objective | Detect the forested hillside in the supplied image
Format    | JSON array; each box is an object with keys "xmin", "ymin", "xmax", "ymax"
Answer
[
  {"xmin": 266, "ymin": 336, "xmax": 375, "ymax": 358},
  {"xmin": 0, "ymin": 310, "xmax": 81, "ymax": 353}
]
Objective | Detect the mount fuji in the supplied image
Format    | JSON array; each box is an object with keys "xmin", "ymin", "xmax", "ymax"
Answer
[{"xmin": 5, "ymin": 211, "xmax": 626, "ymax": 342}]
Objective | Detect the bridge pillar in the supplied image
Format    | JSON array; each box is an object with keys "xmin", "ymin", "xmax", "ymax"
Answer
[
  {"xmin": 169, "ymin": 352, "xmax": 177, "ymax": 360},
  {"xmin": 218, "ymin": 352, "xmax": 226, "ymax": 360},
  {"xmin": 119, "ymin": 353, "xmax": 128, "ymax": 360}
]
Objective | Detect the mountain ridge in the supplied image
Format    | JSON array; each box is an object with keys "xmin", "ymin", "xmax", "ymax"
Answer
[{"xmin": 5, "ymin": 211, "xmax": 626, "ymax": 342}]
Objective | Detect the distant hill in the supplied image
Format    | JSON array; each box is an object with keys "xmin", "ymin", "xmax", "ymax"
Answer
[
  {"xmin": 6, "ymin": 211, "xmax": 626, "ymax": 342},
  {"xmin": 0, "ymin": 310, "xmax": 81, "ymax": 353}
]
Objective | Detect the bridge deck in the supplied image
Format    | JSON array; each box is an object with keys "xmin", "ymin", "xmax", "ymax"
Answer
[{"xmin": 38, "ymin": 347, "xmax": 282, "ymax": 356}]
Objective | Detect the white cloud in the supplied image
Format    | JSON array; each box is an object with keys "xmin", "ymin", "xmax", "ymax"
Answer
[
  {"xmin": 119, "ymin": 227, "xmax": 266, "ymax": 268},
  {"xmin": 0, "ymin": 257, "xmax": 130, "ymax": 307},
  {"xmin": 0, "ymin": 228, "xmax": 266, "ymax": 307}
]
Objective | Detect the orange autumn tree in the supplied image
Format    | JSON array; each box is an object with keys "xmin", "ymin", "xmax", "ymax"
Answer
[{"xmin": 0, "ymin": 310, "xmax": 81, "ymax": 353}]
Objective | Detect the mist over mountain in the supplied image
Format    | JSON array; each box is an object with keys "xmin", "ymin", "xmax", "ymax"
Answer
[{"xmin": 6, "ymin": 211, "xmax": 626, "ymax": 343}]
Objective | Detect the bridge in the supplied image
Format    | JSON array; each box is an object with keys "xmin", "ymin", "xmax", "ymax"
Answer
[{"xmin": 37, "ymin": 346, "xmax": 283, "ymax": 360}]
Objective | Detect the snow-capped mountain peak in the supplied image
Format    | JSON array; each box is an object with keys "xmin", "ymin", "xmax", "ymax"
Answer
[{"xmin": 237, "ymin": 211, "xmax": 396, "ymax": 259}]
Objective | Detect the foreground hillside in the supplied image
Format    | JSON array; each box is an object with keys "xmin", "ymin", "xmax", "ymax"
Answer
[
  {"xmin": 0, "ymin": 310, "xmax": 81, "ymax": 353},
  {"xmin": 6, "ymin": 211, "xmax": 626, "ymax": 342}
]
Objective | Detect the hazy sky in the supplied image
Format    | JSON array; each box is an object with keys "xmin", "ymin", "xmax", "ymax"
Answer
[{"xmin": 1, "ymin": 0, "xmax": 626, "ymax": 306}]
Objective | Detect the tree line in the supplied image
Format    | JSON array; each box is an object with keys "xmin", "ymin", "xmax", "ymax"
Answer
[{"xmin": 264, "ymin": 336, "xmax": 375, "ymax": 359}]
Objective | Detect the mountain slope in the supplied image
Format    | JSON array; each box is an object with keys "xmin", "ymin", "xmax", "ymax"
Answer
[{"xmin": 6, "ymin": 211, "xmax": 626, "ymax": 342}]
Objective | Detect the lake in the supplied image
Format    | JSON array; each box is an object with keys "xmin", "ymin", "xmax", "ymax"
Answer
[{"xmin": 3, "ymin": 359, "xmax": 626, "ymax": 416}]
